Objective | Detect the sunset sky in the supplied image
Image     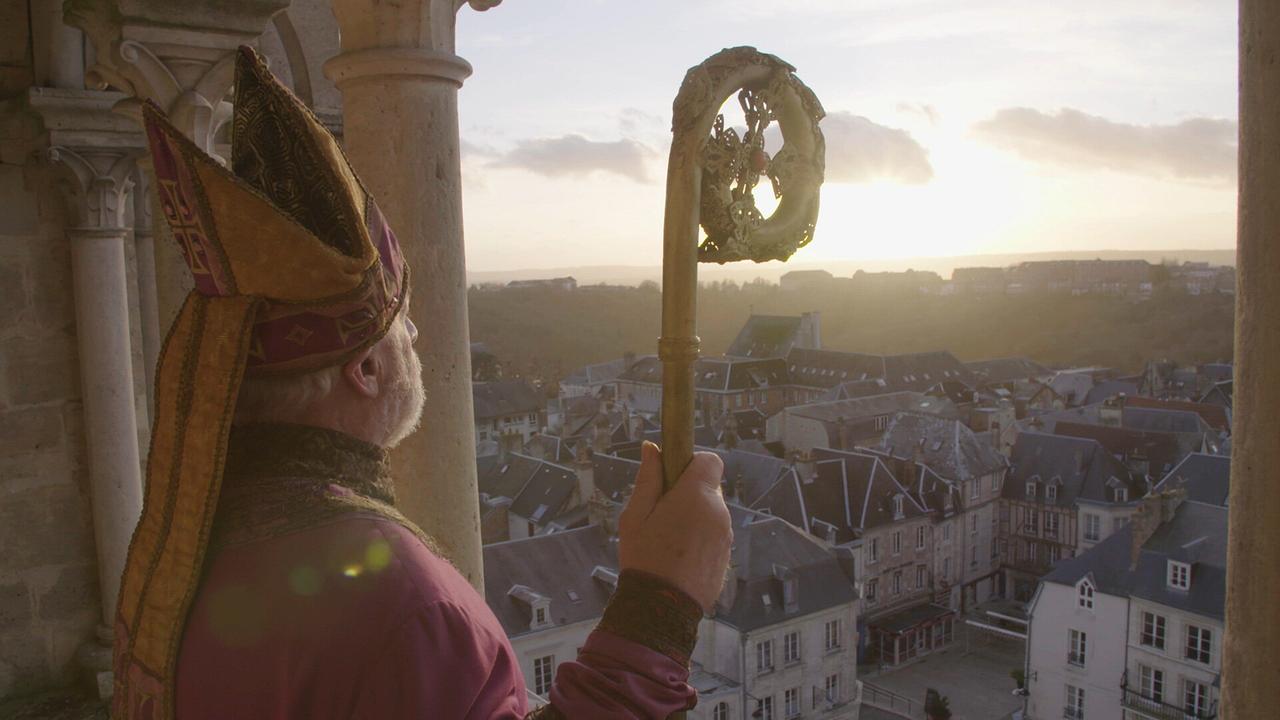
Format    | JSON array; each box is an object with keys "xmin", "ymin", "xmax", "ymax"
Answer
[{"xmin": 455, "ymin": 0, "xmax": 1236, "ymax": 272}]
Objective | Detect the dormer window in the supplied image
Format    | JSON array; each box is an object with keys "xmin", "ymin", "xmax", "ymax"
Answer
[
  {"xmin": 1046, "ymin": 484, "xmax": 1058, "ymax": 502},
  {"xmin": 1168, "ymin": 561, "xmax": 1191, "ymax": 590},
  {"xmin": 1026, "ymin": 481, "xmax": 1037, "ymax": 499},
  {"xmin": 535, "ymin": 607, "xmax": 547, "ymax": 625},
  {"xmin": 1078, "ymin": 579, "xmax": 1095, "ymax": 610},
  {"xmin": 893, "ymin": 495, "xmax": 905, "ymax": 519},
  {"xmin": 1115, "ymin": 487, "xmax": 1128, "ymax": 503}
]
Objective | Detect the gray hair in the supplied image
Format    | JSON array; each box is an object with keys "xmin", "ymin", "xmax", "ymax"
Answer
[{"xmin": 234, "ymin": 364, "xmax": 343, "ymax": 424}]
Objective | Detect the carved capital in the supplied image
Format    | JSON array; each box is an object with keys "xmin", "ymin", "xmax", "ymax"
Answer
[
  {"xmin": 63, "ymin": 0, "xmax": 285, "ymax": 149},
  {"xmin": 42, "ymin": 145, "xmax": 139, "ymax": 231},
  {"xmin": 331, "ymin": 0, "xmax": 467, "ymax": 56}
]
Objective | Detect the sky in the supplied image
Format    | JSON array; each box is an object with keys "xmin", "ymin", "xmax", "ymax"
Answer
[{"xmin": 454, "ymin": 0, "xmax": 1237, "ymax": 272}]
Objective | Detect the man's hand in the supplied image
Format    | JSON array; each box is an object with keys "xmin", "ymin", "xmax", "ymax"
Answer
[{"xmin": 617, "ymin": 441, "xmax": 732, "ymax": 612}]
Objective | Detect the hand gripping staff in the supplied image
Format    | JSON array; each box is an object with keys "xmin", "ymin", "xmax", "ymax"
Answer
[{"xmin": 658, "ymin": 48, "xmax": 825, "ymax": 717}]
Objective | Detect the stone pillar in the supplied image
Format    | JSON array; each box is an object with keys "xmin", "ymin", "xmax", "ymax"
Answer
[
  {"xmin": 36, "ymin": 131, "xmax": 145, "ymax": 696},
  {"xmin": 30, "ymin": 0, "xmax": 85, "ymax": 89},
  {"xmin": 64, "ymin": 0, "xmax": 289, "ymax": 332},
  {"xmin": 325, "ymin": 0, "xmax": 502, "ymax": 589},
  {"xmin": 1225, "ymin": 2, "xmax": 1280, "ymax": 717}
]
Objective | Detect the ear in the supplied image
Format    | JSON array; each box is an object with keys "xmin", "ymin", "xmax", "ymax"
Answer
[{"xmin": 341, "ymin": 345, "xmax": 381, "ymax": 398}]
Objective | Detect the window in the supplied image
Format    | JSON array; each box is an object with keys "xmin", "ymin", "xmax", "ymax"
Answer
[
  {"xmin": 1046, "ymin": 484, "xmax": 1058, "ymax": 501},
  {"xmin": 1115, "ymin": 487, "xmax": 1128, "ymax": 503},
  {"xmin": 535, "ymin": 607, "xmax": 547, "ymax": 625},
  {"xmin": 824, "ymin": 673, "xmax": 840, "ymax": 703},
  {"xmin": 784, "ymin": 687, "xmax": 800, "ymax": 718},
  {"xmin": 893, "ymin": 495, "xmax": 904, "ymax": 518},
  {"xmin": 892, "ymin": 531, "xmax": 902, "ymax": 555},
  {"xmin": 916, "ymin": 526, "xmax": 926, "ymax": 550},
  {"xmin": 528, "ymin": 412, "xmax": 536, "ymax": 423},
  {"xmin": 916, "ymin": 565, "xmax": 926, "ymax": 588},
  {"xmin": 533, "ymin": 654, "xmax": 555, "ymax": 696},
  {"xmin": 991, "ymin": 473, "xmax": 1000, "ymax": 492},
  {"xmin": 1084, "ymin": 514, "xmax": 1101, "ymax": 542},
  {"xmin": 1078, "ymin": 580, "xmax": 1094, "ymax": 610},
  {"xmin": 783, "ymin": 631, "xmax": 800, "ymax": 664},
  {"xmin": 1068, "ymin": 629, "xmax": 1087, "ymax": 667},
  {"xmin": 825, "ymin": 619, "xmax": 842, "ymax": 651},
  {"xmin": 1027, "ymin": 510, "xmax": 1039, "ymax": 534},
  {"xmin": 970, "ymin": 514, "xmax": 978, "ymax": 535},
  {"xmin": 942, "ymin": 524, "xmax": 952, "ymax": 543},
  {"xmin": 970, "ymin": 544, "xmax": 978, "ymax": 567},
  {"xmin": 1184, "ymin": 679, "xmax": 1210, "ymax": 717},
  {"xmin": 1045, "ymin": 512, "xmax": 1059, "ymax": 537},
  {"xmin": 1026, "ymin": 481, "xmax": 1037, "ymax": 498},
  {"xmin": 1168, "ymin": 561, "xmax": 1191, "ymax": 590},
  {"xmin": 756, "ymin": 639, "xmax": 774, "ymax": 672},
  {"xmin": 892, "ymin": 571, "xmax": 902, "ymax": 595},
  {"xmin": 1186, "ymin": 625, "xmax": 1213, "ymax": 664},
  {"xmin": 713, "ymin": 702, "xmax": 730, "ymax": 720},
  {"xmin": 755, "ymin": 696, "xmax": 774, "ymax": 720},
  {"xmin": 866, "ymin": 579, "xmax": 878, "ymax": 602},
  {"xmin": 942, "ymin": 557, "xmax": 951, "ymax": 579},
  {"xmin": 1066, "ymin": 684, "xmax": 1085, "ymax": 719},
  {"xmin": 875, "ymin": 414, "xmax": 888, "ymax": 431},
  {"xmin": 970, "ymin": 480, "xmax": 979, "ymax": 500},
  {"xmin": 1140, "ymin": 664, "xmax": 1165, "ymax": 703},
  {"xmin": 869, "ymin": 538, "xmax": 880, "ymax": 563},
  {"xmin": 1141, "ymin": 612, "xmax": 1166, "ymax": 650}
]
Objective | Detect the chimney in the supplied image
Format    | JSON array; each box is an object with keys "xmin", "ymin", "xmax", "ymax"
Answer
[
  {"xmin": 592, "ymin": 415, "xmax": 611, "ymax": 453},
  {"xmin": 574, "ymin": 448, "xmax": 595, "ymax": 507},
  {"xmin": 721, "ymin": 413, "xmax": 740, "ymax": 450},
  {"xmin": 623, "ymin": 351, "xmax": 637, "ymax": 371},
  {"xmin": 627, "ymin": 412, "xmax": 644, "ymax": 442},
  {"xmin": 1129, "ymin": 488, "xmax": 1187, "ymax": 569},
  {"xmin": 1101, "ymin": 394, "xmax": 1125, "ymax": 427},
  {"xmin": 587, "ymin": 490, "xmax": 619, "ymax": 537}
]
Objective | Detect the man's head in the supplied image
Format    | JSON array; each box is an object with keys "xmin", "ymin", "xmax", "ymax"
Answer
[{"xmin": 234, "ymin": 314, "xmax": 425, "ymax": 448}]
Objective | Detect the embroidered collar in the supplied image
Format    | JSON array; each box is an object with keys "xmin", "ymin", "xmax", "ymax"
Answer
[{"xmin": 223, "ymin": 423, "xmax": 397, "ymax": 505}]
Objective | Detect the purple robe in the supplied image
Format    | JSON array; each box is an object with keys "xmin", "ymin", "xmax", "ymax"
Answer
[{"xmin": 174, "ymin": 425, "xmax": 699, "ymax": 719}]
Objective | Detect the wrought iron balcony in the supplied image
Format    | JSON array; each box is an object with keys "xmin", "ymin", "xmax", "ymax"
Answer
[{"xmin": 1121, "ymin": 685, "xmax": 1217, "ymax": 720}]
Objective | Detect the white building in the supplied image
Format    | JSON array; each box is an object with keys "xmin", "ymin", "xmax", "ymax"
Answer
[
  {"xmin": 482, "ymin": 509, "xmax": 862, "ymax": 720},
  {"xmin": 1023, "ymin": 491, "xmax": 1226, "ymax": 720}
]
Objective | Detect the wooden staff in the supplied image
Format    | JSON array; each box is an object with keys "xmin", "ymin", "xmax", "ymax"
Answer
[{"xmin": 660, "ymin": 47, "xmax": 826, "ymax": 491}]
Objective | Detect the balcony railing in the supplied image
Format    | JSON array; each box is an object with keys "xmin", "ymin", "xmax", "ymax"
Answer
[
  {"xmin": 1063, "ymin": 707, "xmax": 1084, "ymax": 720},
  {"xmin": 1121, "ymin": 685, "xmax": 1217, "ymax": 720},
  {"xmin": 1067, "ymin": 651, "xmax": 1086, "ymax": 667}
]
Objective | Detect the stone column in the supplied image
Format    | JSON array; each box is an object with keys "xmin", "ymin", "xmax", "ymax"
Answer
[
  {"xmin": 325, "ymin": 0, "xmax": 501, "ymax": 589},
  {"xmin": 35, "ymin": 129, "xmax": 145, "ymax": 695},
  {"xmin": 1224, "ymin": 2, "xmax": 1280, "ymax": 717}
]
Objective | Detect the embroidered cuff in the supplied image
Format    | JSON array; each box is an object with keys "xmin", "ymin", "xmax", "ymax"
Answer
[{"xmin": 595, "ymin": 570, "xmax": 702, "ymax": 666}]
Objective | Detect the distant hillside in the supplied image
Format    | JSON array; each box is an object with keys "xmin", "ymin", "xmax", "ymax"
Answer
[
  {"xmin": 467, "ymin": 248, "xmax": 1235, "ymax": 288},
  {"xmin": 468, "ymin": 281, "xmax": 1234, "ymax": 385}
]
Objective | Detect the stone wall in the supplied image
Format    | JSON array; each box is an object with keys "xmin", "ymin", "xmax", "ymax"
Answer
[
  {"xmin": 0, "ymin": 63, "xmax": 102, "ymax": 698},
  {"xmin": 0, "ymin": 0, "xmax": 345, "ymax": 701}
]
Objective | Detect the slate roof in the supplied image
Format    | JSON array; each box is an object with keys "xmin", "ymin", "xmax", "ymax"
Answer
[
  {"xmin": 1155, "ymin": 453, "xmax": 1230, "ymax": 508},
  {"xmin": 590, "ymin": 452, "xmax": 638, "ymax": 504},
  {"xmin": 473, "ymin": 380, "xmax": 543, "ymax": 421},
  {"xmin": 482, "ymin": 525, "xmax": 618, "ymax": 638},
  {"xmin": 1054, "ymin": 422, "xmax": 1203, "ymax": 478},
  {"xmin": 702, "ymin": 446, "xmax": 793, "ymax": 507},
  {"xmin": 726, "ymin": 315, "xmax": 804, "ymax": 358},
  {"xmin": 787, "ymin": 349, "xmax": 973, "ymax": 392},
  {"xmin": 1042, "ymin": 500, "xmax": 1227, "ymax": 621},
  {"xmin": 787, "ymin": 392, "xmax": 957, "ymax": 425},
  {"xmin": 715, "ymin": 516, "xmax": 858, "ymax": 631},
  {"xmin": 1049, "ymin": 372, "xmax": 1094, "ymax": 406},
  {"xmin": 1005, "ymin": 432, "xmax": 1140, "ymax": 507},
  {"xmin": 509, "ymin": 460, "xmax": 578, "ymax": 524},
  {"xmin": 1084, "ymin": 380, "xmax": 1141, "ymax": 406},
  {"xmin": 1130, "ymin": 501, "xmax": 1227, "ymax": 620},
  {"xmin": 523, "ymin": 433, "xmax": 576, "ymax": 465},
  {"xmin": 755, "ymin": 448, "xmax": 934, "ymax": 543},
  {"xmin": 964, "ymin": 357, "xmax": 1053, "ymax": 385},
  {"xmin": 617, "ymin": 355, "xmax": 788, "ymax": 392},
  {"xmin": 877, "ymin": 413, "xmax": 1007, "ymax": 482},
  {"xmin": 562, "ymin": 357, "xmax": 631, "ymax": 387},
  {"xmin": 1125, "ymin": 396, "xmax": 1231, "ymax": 433},
  {"xmin": 478, "ymin": 453, "xmax": 543, "ymax": 500}
]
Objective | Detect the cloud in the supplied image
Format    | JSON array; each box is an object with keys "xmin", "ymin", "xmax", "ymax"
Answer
[
  {"xmin": 972, "ymin": 107, "xmax": 1236, "ymax": 182},
  {"xmin": 819, "ymin": 111, "xmax": 934, "ymax": 184},
  {"xmin": 897, "ymin": 102, "xmax": 941, "ymax": 126},
  {"xmin": 487, "ymin": 134, "xmax": 656, "ymax": 182},
  {"xmin": 619, "ymin": 107, "xmax": 665, "ymax": 135}
]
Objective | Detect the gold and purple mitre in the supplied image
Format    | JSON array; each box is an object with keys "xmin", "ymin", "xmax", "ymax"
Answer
[{"xmin": 112, "ymin": 46, "xmax": 408, "ymax": 719}]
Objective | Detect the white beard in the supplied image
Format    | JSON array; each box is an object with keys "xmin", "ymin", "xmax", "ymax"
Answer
[{"xmin": 381, "ymin": 326, "xmax": 426, "ymax": 449}]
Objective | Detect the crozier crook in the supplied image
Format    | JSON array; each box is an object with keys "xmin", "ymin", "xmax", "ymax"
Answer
[{"xmin": 659, "ymin": 47, "xmax": 826, "ymax": 492}]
